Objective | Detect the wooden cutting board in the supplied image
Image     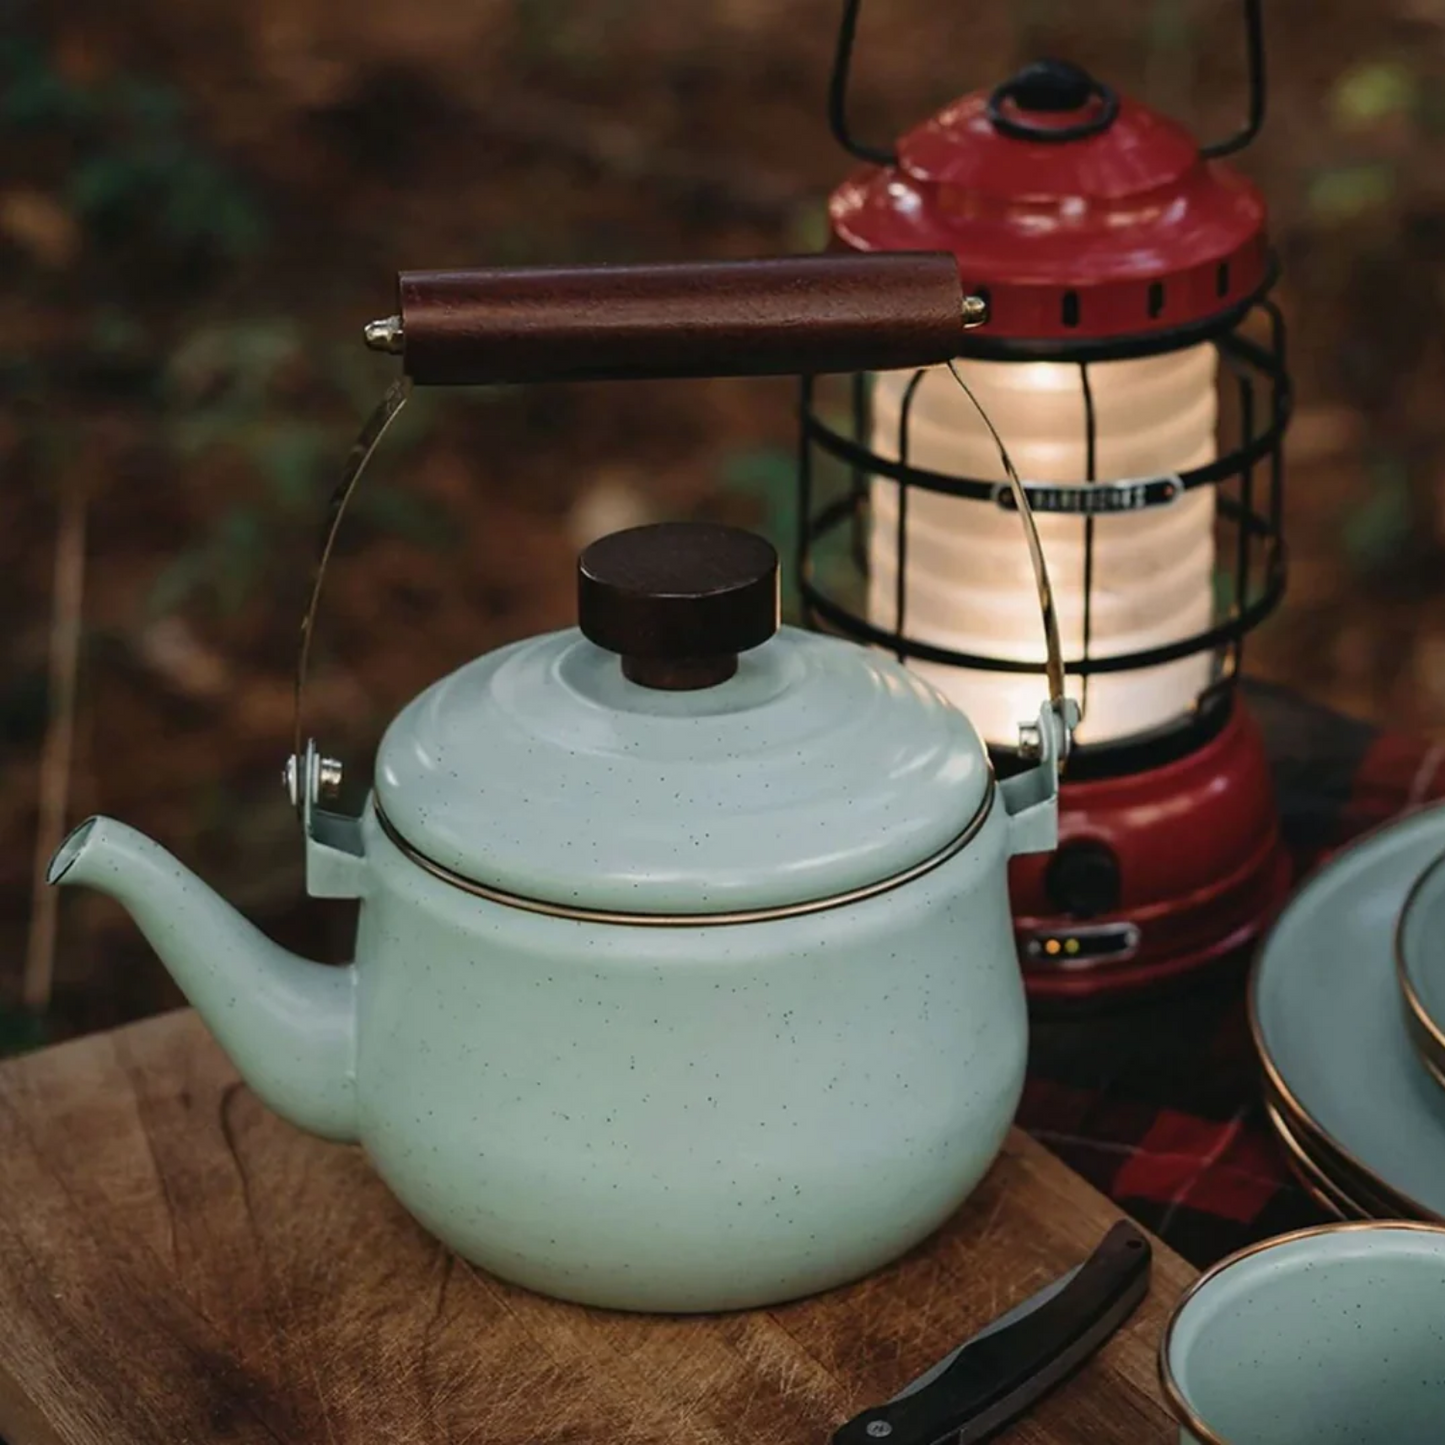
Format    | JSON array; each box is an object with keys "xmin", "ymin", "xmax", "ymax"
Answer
[{"xmin": 0, "ymin": 1009, "xmax": 1191, "ymax": 1445}]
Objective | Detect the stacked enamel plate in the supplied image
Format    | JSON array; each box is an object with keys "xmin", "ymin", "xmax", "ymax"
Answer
[{"xmin": 1251, "ymin": 804, "xmax": 1445, "ymax": 1222}]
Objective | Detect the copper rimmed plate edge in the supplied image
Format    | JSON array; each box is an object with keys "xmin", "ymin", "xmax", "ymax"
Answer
[
  {"xmin": 1263, "ymin": 1098, "xmax": 1367, "ymax": 1221},
  {"xmin": 1261, "ymin": 1080, "xmax": 1418, "ymax": 1220},
  {"xmin": 1246, "ymin": 806, "xmax": 1445, "ymax": 1226},
  {"xmin": 1277, "ymin": 1157, "xmax": 1351, "ymax": 1222},
  {"xmin": 1394, "ymin": 848, "xmax": 1445, "ymax": 1094}
]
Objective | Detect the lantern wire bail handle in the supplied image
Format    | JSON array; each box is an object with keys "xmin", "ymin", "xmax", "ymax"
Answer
[
  {"xmin": 828, "ymin": 0, "xmax": 899, "ymax": 167},
  {"xmin": 830, "ymin": 0, "xmax": 1265, "ymax": 164},
  {"xmin": 1200, "ymin": 0, "xmax": 1266, "ymax": 159},
  {"xmin": 944, "ymin": 362, "xmax": 1074, "ymax": 763}
]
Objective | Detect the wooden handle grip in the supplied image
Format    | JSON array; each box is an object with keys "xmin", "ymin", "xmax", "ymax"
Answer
[{"xmin": 394, "ymin": 253, "xmax": 967, "ymax": 385}]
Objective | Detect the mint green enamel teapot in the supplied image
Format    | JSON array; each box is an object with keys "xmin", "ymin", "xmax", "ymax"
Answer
[{"xmin": 47, "ymin": 255, "xmax": 1076, "ymax": 1312}]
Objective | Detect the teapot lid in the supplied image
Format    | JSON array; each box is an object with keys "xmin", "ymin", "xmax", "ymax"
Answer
[{"xmin": 373, "ymin": 522, "xmax": 990, "ymax": 917}]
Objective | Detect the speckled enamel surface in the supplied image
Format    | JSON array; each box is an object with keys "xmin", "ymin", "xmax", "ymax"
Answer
[
  {"xmin": 348, "ymin": 798, "xmax": 1026, "ymax": 1310},
  {"xmin": 373, "ymin": 625, "xmax": 991, "ymax": 914},
  {"xmin": 47, "ymin": 816, "xmax": 358, "ymax": 1142},
  {"xmin": 1166, "ymin": 1227, "xmax": 1445, "ymax": 1445},
  {"xmin": 49, "ymin": 795, "xmax": 1028, "ymax": 1311}
]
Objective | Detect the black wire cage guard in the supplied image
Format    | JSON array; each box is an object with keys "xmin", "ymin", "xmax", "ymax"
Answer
[{"xmin": 796, "ymin": 298, "xmax": 1292, "ymax": 780}]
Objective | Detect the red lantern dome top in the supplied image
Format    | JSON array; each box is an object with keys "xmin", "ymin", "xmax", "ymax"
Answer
[{"xmin": 829, "ymin": 59, "xmax": 1270, "ymax": 350}]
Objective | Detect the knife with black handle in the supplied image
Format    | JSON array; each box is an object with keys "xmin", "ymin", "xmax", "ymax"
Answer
[{"xmin": 831, "ymin": 1221, "xmax": 1152, "ymax": 1445}]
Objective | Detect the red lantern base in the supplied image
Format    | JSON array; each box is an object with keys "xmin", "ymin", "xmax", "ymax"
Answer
[{"xmin": 1009, "ymin": 698, "xmax": 1292, "ymax": 1004}]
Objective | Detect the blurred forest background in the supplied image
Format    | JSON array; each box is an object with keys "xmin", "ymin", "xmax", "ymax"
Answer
[{"xmin": 3, "ymin": 0, "xmax": 1445, "ymax": 1048}]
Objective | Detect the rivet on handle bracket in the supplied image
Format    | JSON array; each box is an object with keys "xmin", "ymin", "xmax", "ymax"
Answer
[
  {"xmin": 283, "ymin": 743, "xmax": 344, "ymax": 810},
  {"xmin": 283, "ymin": 740, "xmax": 366, "ymax": 900}
]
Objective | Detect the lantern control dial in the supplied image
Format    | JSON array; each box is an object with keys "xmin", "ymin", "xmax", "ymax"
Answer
[
  {"xmin": 578, "ymin": 521, "xmax": 780, "ymax": 691},
  {"xmin": 1043, "ymin": 838, "xmax": 1123, "ymax": 919}
]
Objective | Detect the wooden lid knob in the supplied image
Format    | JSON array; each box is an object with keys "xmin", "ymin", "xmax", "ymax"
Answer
[{"xmin": 577, "ymin": 523, "xmax": 780, "ymax": 690}]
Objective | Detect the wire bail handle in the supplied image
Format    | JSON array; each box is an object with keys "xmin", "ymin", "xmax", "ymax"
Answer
[
  {"xmin": 286, "ymin": 376, "xmax": 411, "ymax": 819},
  {"xmin": 286, "ymin": 254, "xmax": 1074, "ymax": 820},
  {"xmin": 943, "ymin": 363, "xmax": 1076, "ymax": 764}
]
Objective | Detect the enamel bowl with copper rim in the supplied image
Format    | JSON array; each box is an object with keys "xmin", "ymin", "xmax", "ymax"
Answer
[{"xmin": 1160, "ymin": 1222, "xmax": 1445, "ymax": 1444}]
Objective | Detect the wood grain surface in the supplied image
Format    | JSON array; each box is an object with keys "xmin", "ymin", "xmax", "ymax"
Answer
[{"xmin": 0, "ymin": 1009, "xmax": 1192, "ymax": 1445}]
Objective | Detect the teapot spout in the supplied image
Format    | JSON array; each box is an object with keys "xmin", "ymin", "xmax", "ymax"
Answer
[{"xmin": 48, "ymin": 817, "xmax": 358, "ymax": 1143}]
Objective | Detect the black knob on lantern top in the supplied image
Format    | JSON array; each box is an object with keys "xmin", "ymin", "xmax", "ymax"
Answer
[
  {"xmin": 1006, "ymin": 58, "xmax": 1098, "ymax": 113},
  {"xmin": 577, "ymin": 521, "xmax": 780, "ymax": 690},
  {"xmin": 988, "ymin": 58, "xmax": 1120, "ymax": 143}
]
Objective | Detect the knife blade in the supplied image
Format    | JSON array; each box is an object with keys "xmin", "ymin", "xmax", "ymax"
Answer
[{"xmin": 830, "ymin": 1220, "xmax": 1151, "ymax": 1445}]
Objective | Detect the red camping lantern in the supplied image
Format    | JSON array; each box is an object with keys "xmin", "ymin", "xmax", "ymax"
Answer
[{"xmin": 798, "ymin": 0, "xmax": 1291, "ymax": 1000}]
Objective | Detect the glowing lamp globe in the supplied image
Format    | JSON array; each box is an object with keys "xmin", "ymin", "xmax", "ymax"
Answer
[
  {"xmin": 866, "ymin": 352, "xmax": 1219, "ymax": 747},
  {"xmin": 799, "ymin": 0, "xmax": 1292, "ymax": 999}
]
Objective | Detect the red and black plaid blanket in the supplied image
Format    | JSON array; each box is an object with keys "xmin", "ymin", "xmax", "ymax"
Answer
[{"xmin": 1022, "ymin": 679, "xmax": 1445, "ymax": 1267}]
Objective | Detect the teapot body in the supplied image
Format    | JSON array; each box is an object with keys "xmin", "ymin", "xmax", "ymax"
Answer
[
  {"xmin": 46, "ymin": 457, "xmax": 1069, "ymax": 1315},
  {"xmin": 349, "ymin": 794, "xmax": 1026, "ymax": 1312},
  {"xmin": 48, "ymin": 536, "xmax": 1067, "ymax": 1313}
]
